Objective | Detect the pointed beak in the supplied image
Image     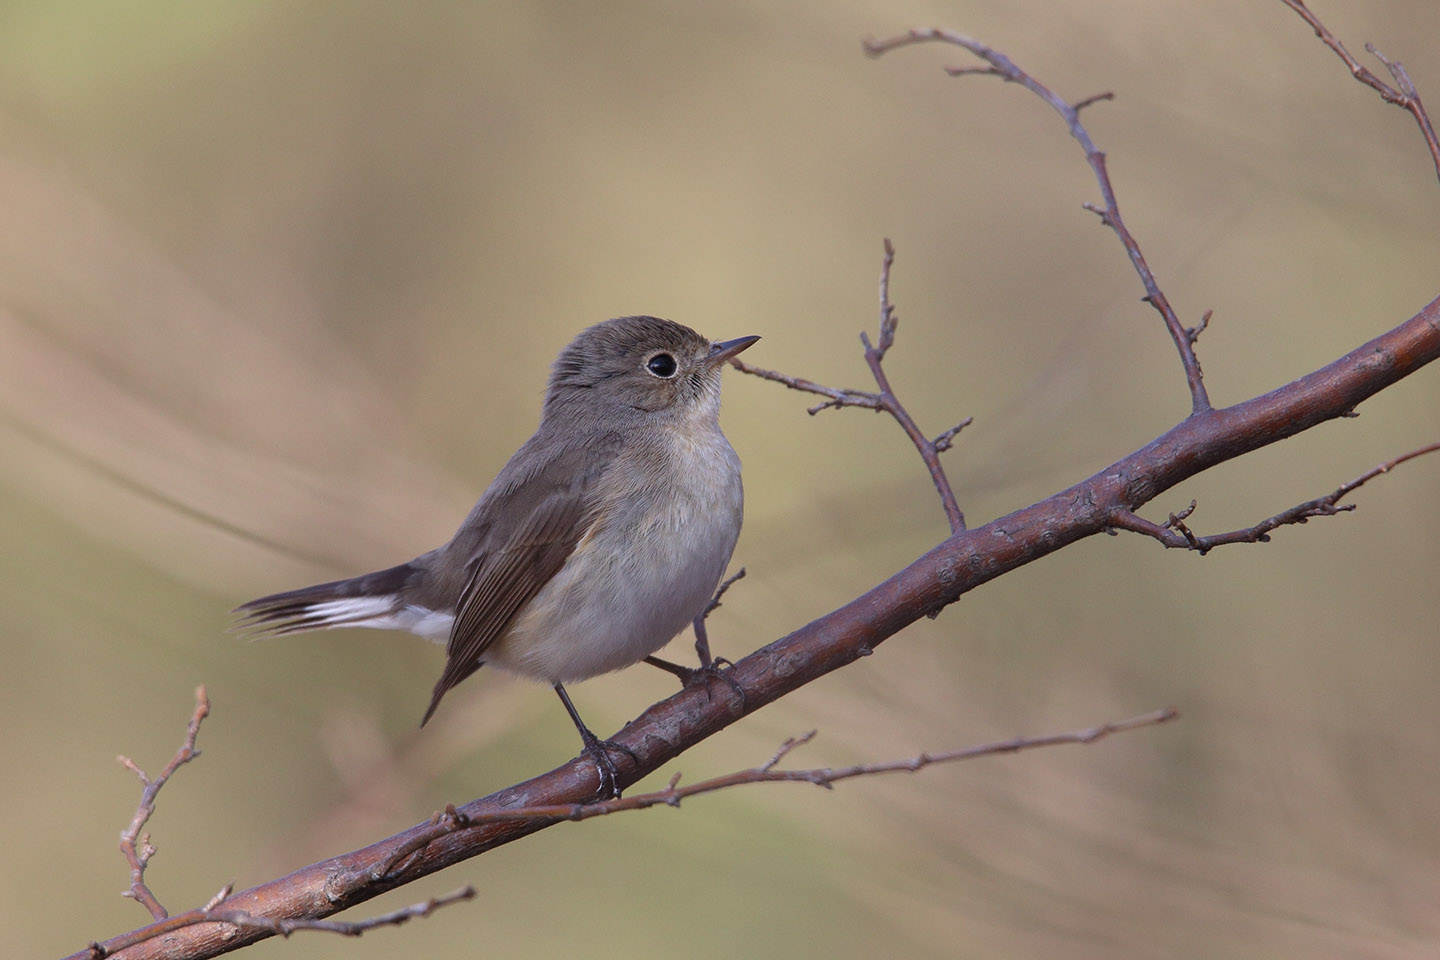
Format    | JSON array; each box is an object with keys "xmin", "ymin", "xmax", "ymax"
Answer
[{"xmin": 706, "ymin": 335, "xmax": 760, "ymax": 367}]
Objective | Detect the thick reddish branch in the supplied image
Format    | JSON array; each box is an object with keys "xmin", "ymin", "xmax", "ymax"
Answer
[
  {"xmin": 77, "ymin": 6, "xmax": 1440, "ymax": 954},
  {"xmin": 79, "ymin": 291, "xmax": 1440, "ymax": 960}
]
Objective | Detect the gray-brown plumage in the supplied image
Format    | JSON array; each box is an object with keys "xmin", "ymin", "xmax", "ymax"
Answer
[{"xmin": 236, "ymin": 316, "xmax": 757, "ymax": 796}]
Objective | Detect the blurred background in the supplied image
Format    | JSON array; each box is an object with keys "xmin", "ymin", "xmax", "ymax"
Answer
[{"xmin": 2, "ymin": 1, "xmax": 1438, "ymax": 957}]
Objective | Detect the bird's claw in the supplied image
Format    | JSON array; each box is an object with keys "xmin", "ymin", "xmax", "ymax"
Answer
[{"xmin": 579, "ymin": 732, "xmax": 639, "ymax": 801}]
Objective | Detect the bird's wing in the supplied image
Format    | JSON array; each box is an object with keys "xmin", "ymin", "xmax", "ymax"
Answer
[{"xmin": 420, "ymin": 432, "xmax": 621, "ymax": 724}]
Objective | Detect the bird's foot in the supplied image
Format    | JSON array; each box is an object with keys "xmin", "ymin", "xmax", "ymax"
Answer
[
  {"xmin": 576, "ymin": 727, "xmax": 639, "ymax": 801},
  {"xmin": 643, "ymin": 654, "xmax": 747, "ymax": 710}
]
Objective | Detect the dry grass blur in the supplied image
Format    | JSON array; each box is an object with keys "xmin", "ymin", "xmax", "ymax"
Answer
[{"xmin": 2, "ymin": 1, "xmax": 1439, "ymax": 958}]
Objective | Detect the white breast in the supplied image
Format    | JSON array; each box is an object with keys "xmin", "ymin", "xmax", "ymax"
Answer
[{"xmin": 486, "ymin": 420, "xmax": 743, "ymax": 683}]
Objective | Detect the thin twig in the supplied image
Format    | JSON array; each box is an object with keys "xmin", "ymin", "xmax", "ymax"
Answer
[
  {"xmin": 206, "ymin": 886, "xmax": 476, "ymax": 938},
  {"xmin": 933, "ymin": 418, "xmax": 973, "ymax": 454},
  {"xmin": 81, "ymin": 887, "xmax": 477, "ymax": 958},
  {"xmin": 1280, "ymin": 0, "xmax": 1440, "ymax": 183},
  {"xmin": 728, "ymin": 358, "xmax": 884, "ymax": 415},
  {"xmin": 864, "ymin": 28, "xmax": 1211, "ymax": 416},
  {"xmin": 864, "ymin": 240, "xmax": 966, "ymax": 532},
  {"xmin": 732, "ymin": 240, "xmax": 969, "ymax": 533},
  {"xmin": 373, "ymin": 708, "xmax": 1176, "ymax": 878},
  {"xmin": 1109, "ymin": 442, "xmax": 1440, "ymax": 554},
  {"xmin": 1187, "ymin": 309, "xmax": 1212, "ymax": 345},
  {"xmin": 116, "ymin": 685, "xmax": 210, "ymax": 920},
  {"xmin": 702, "ymin": 567, "xmax": 747, "ymax": 618},
  {"xmin": 874, "ymin": 236, "xmax": 898, "ymax": 358},
  {"xmin": 84, "ymin": 708, "xmax": 1172, "ymax": 956},
  {"xmin": 761, "ymin": 730, "xmax": 818, "ymax": 772}
]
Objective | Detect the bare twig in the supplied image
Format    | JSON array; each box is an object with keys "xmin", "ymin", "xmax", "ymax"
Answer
[
  {"xmin": 206, "ymin": 886, "xmax": 476, "ymax": 938},
  {"xmin": 116, "ymin": 685, "xmax": 210, "ymax": 920},
  {"xmin": 732, "ymin": 240, "xmax": 969, "ymax": 533},
  {"xmin": 82, "ymin": 887, "xmax": 476, "ymax": 958},
  {"xmin": 863, "ymin": 29, "xmax": 1211, "ymax": 416},
  {"xmin": 874, "ymin": 236, "xmax": 898, "ymax": 359},
  {"xmin": 702, "ymin": 567, "xmax": 747, "ymax": 618},
  {"xmin": 1281, "ymin": 0, "xmax": 1440, "ymax": 182},
  {"xmin": 1187, "ymin": 309, "xmax": 1212, "ymax": 345},
  {"xmin": 727, "ymin": 358, "xmax": 883, "ymax": 414},
  {"xmin": 932, "ymin": 418, "xmax": 972, "ymax": 454},
  {"xmin": 760, "ymin": 730, "xmax": 818, "ymax": 771},
  {"xmin": 372, "ymin": 708, "xmax": 1176, "ymax": 879},
  {"xmin": 84, "ymin": 709, "xmax": 1170, "ymax": 957},
  {"xmin": 1110, "ymin": 443, "xmax": 1440, "ymax": 554},
  {"xmin": 862, "ymin": 240, "xmax": 966, "ymax": 532}
]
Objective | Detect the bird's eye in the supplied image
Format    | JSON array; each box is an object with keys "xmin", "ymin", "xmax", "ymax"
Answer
[{"xmin": 645, "ymin": 353, "xmax": 678, "ymax": 378}]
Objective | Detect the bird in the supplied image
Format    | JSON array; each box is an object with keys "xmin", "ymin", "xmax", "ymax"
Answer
[{"xmin": 235, "ymin": 316, "xmax": 757, "ymax": 798}]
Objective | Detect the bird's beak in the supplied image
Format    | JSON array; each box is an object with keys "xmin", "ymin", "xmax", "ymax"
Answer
[{"xmin": 706, "ymin": 335, "xmax": 760, "ymax": 366}]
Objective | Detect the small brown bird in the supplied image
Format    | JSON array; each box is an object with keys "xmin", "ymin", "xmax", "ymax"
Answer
[{"xmin": 236, "ymin": 316, "xmax": 757, "ymax": 797}]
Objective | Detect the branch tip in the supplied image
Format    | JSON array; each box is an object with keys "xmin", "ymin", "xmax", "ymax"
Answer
[
  {"xmin": 1281, "ymin": 0, "xmax": 1440, "ymax": 182},
  {"xmin": 1187, "ymin": 309, "xmax": 1212, "ymax": 344},
  {"xmin": 1072, "ymin": 90, "xmax": 1114, "ymax": 112},
  {"xmin": 114, "ymin": 686, "xmax": 213, "ymax": 921}
]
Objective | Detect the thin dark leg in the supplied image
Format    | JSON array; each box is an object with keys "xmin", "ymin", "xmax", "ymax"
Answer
[
  {"xmin": 641, "ymin": 615, "xmax": 746, "ymax": 709},
  {"xmin": 643, "ymin": 654, "xmax": 697, "ymax": 681},
  {"xmin": 553, "ymin": 683, "xmax": 635, "ymax": 801},
  {"xmin": 644, "ymin": 614, "xmax": 716, "ymax": 680}
]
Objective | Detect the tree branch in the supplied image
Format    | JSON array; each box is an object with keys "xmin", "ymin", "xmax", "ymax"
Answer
[
  {"xmin": 71, "ymin": 6, "xmax": 1440, "ymax": 957},
  {"xmin": 83, "ymin": 887, "xmax": 477, "ymax": 958},
  {"xmin": 863, "ymin": 28, "xmax": 1211, "ymax": 416},
  {"xmin": 80, "ymin": 709, "xmax": 1174, "ymax": 956},
  {"xmin": 1110, "ymin": 442, "xmax": 1440, "ymax": 553},
  {"xmin": 373, "ymin": 707, "xmax": 1175, "ymax": 876}
]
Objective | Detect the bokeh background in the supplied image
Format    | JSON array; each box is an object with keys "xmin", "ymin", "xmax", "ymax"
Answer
[{"xmin": 3, "ymin": 1, "xmax": 1438, "ymax": 957}]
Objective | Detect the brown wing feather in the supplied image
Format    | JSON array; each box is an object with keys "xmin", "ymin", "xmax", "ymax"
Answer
[{"xmin": 419, "ymin": 433, "xmax": 619, "ymax": 725}]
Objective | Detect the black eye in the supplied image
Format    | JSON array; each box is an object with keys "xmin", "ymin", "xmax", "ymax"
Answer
[{"xmin": 646, "ymin": 353, "xmax": 678, "ymax": 378}]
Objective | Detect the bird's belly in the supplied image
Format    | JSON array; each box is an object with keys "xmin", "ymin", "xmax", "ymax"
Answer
[{"xmin": 487, "ymin": 432, "xmax": 742, "ymax": 683}]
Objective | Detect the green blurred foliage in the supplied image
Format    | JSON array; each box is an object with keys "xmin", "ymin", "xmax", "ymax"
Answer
[{"xmin": 2, "ymin": 1, "xmax": 1439, "ymax": 957}]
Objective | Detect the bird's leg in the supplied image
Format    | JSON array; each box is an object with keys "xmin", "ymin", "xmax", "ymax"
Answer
[
  {"xmin": 553, "ymin": 683, "xmax": 636, "ymax": 801},
  {"xmin": 642, "ymin": 654, "xmax": 697, "ymax": 681},
  {"xmin": 642, "ymin": 614, "xmax": 745, "ymax": 708}
]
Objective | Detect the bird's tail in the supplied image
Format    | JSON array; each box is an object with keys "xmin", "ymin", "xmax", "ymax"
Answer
[{"xmin": 232, "ymin": 562, "xmax": 424, "ymax": 637}]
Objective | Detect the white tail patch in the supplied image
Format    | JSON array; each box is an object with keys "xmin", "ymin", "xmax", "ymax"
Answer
[{"xmin": 303, "ymin": 598, "xmax": 453, "ymax": 643}]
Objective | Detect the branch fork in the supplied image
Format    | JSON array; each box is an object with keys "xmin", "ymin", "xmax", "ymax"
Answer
[
  {"xmin": 733, "ymin": 238, "xmax": 970, "ymax": 533},
  {"xmin": 116, "ymin": 685, "xmax": 210, "ymax": 921},
  {"xmin": 1111, "ymin": 443, "xmax": 1440, "ymax": 554}
]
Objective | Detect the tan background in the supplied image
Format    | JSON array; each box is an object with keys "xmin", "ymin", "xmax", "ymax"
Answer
[{"xmin": 3, "ymin": 1, "xmax": 1439, "ymax": 957}]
